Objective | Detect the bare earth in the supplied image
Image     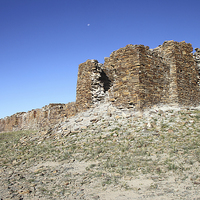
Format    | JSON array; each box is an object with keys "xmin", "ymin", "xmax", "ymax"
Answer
[{"xmin": 1, "ymin": 103, "xmax": 200, "ymax": 199}]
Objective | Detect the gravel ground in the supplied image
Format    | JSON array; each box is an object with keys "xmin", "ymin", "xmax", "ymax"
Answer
[{"xmin": 1, "ymin": 102, "xmax": 200, "ymax": 199}]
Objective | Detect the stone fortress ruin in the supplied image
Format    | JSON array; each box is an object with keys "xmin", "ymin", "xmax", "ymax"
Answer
[{"xmin": 1, "ymin": 40, "xmax": 200, "ymax": 133}]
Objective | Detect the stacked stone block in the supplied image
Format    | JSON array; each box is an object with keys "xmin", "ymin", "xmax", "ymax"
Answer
[
  {"xmin": 194, "ymin": 48, "xmax": 200, "ymax": 86},
  {"xmin": 0, "ymin": 102, "xmax": 77, "ymax": 132},
  {"xmin": 103, "ymin": 44, "xmax": 172, "ymax": 109},
  {"xmin": 76, "ymin": 59, "xmax": 111, "ymax": 112},
  {"xmin": 102, "ymin": 41, "xmax": 199, "ymax": 110},
  {"xmin": 1, "ymin": 40, "xmax": 200, "ymax": 133},
  {"xmin": 103, "ymin": 44, "xmax": 142, "ymax": 108},
  {"xmin": 138, "ymin": 46, "xmax": 170, "ymax": 109},
  {"xmin": 76, "ymin": 60, "xmax": 95, "ymax": 112},
  {"xmin": 156, "ymin": 41, "xmax": 199, "ymax": 106}
]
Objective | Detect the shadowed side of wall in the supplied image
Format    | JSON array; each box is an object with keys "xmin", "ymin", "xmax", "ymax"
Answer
[
  {"xmin": 76, "ymin": 59, "xmax": 112, "ymax": 112},
  {"xmin": 102, "ymin": 41, "xmax": 200, "ymax": 109}
]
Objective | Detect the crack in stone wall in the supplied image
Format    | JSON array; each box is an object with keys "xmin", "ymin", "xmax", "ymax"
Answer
[
  {"xmin": 91, "ymin": 61, "xmax": 111, "ymax": 104},
  {"xmin": 76, "ymin": 59, "xmax": 112, "ymax": 111}
]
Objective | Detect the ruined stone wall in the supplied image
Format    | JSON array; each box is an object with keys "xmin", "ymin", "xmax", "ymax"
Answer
[
  {"xmin": 1, "ymin": 40, "xmax": 200, "ymax": 133},
  {"xmin": 194, "ymin": 48, "xmax": 200, "ymax": 71},
  {"xmin": 138, "ymin": 45, "xmax": 170, "ymax": 109},
  {"xmin": 175, "ymin": 43, "xmax": 199, "ymax": 106},
  {"xmin": 103, "ymin": 43, "xmax": 172, "ymax": 109},
  {"xmin": 0, "ymin": 102, "xmax": 77, "ymax": 133},
  {"xmin": 76, "ymin": 59, "xmax": 111, "ymax": 112},
  {"xmin": 194, "ymin": 48, "xmax": 200, "ymax": 86},
  {"xmin": 103, "ymin": 41, "xmax": 199, "ymax": 109},
  {"xmin": 76, "ymin": 60, "xmax": 95, "ymax": 112},
  {"xmin": 103, "ymin": 44, "xmax": 141, "ymax": 108},
  {"xmin": 156, "ymin": 41, "xmax": 199, "ymax": 106}
]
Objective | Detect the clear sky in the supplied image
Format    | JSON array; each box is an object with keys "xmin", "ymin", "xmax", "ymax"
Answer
[{"xmin": 1, "ymin": 0, "xmax": 200, "ymax": 119}]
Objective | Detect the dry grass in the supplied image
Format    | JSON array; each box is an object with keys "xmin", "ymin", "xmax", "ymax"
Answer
[{"xmin": 1, "ymin": 107, "xmax": 200, "ymax": 198}]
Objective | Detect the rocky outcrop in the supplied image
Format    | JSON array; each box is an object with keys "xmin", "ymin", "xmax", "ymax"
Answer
[{"xmin": 1, "ymin": 40, "xmax": 200, "ymax": 133}]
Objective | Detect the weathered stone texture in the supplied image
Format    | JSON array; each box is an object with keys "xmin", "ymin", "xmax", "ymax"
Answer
[
  {"xmin": 76, "ymin": 59, "xmax": 111, "ymax": 112},
  {"xmin": 138, "ymin": 45, "xmax": 170, "ymax": 109},
  {"xmin": 157, "ymin": 41, "xmax": 199, "ymax": 106},
  {"xmin": 103, "ymin": 44, "xmax": 172, "ymax": 109},
  {"xmin": 194, "ymin": 48, "xmax": 200, "ymax": 71},
  {"xmin": 101, "ymin": 41, "xmax": 199, "ymax": 109},
  {"xmin": 76, "ymin": 60, "xmax": 95, "ymax": 112},
  {"xmin": 0, "ymin": 102, "xmax": 77, "ymax": 132},
  {"xmin": 1, "ymin": 40, "xmax": 200, "ymax": 133},
  {"xmin": 103, "ymin": 44, "xmax": 142, "ymax": 108}
]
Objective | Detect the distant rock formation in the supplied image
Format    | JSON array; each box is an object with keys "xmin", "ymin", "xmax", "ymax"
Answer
[{"xmin": 1, "ymin": 40, "xmax": 200, "ymax": 133}]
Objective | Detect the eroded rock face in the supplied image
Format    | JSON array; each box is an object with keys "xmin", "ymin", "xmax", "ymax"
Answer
[{"xmin": 1, "ymin": 40, "xmax": 200, "ymax": 133}]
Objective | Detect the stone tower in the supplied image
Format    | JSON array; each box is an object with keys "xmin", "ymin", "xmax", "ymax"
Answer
[
  {"xmin": 76, "ymin": 59, "xmax": 111, "ymax": 112},
  {"xmin": 1, "ymin": 40, "xmax": 200, "ymax": 133},
  {"xmin": 76, "ymin": 41, "xmax": 200, "ymax": 111}
]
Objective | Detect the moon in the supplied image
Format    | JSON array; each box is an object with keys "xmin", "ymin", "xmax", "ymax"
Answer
[{"xmin": 87, "ymin": 24, "xmax": 90, "ymax": 26}]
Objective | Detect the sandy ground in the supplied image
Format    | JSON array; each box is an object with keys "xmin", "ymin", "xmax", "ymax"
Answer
[{"xmin": 1, "ymin": 103, "xmax": 200, "ymax": 199}]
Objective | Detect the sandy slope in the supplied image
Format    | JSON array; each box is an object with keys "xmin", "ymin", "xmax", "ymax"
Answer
[{"xmin": 1, "ymin": 103, "xmax": 200, "ymax": 199}]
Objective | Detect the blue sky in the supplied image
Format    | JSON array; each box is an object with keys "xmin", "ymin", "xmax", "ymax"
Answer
[{"xmin": 0, "ymin": 0, "xmax": 200, "ymax": 119}]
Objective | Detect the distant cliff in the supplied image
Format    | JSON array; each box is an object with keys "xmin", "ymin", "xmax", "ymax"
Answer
[{"xmin": 1, "ymin": 40, "xmax": 200, "ymax": 133}]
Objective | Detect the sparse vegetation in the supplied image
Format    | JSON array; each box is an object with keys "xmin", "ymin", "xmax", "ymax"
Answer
[{"xmin": 1, "ymin": 106, "xmax": 200, "ymax": 199}]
